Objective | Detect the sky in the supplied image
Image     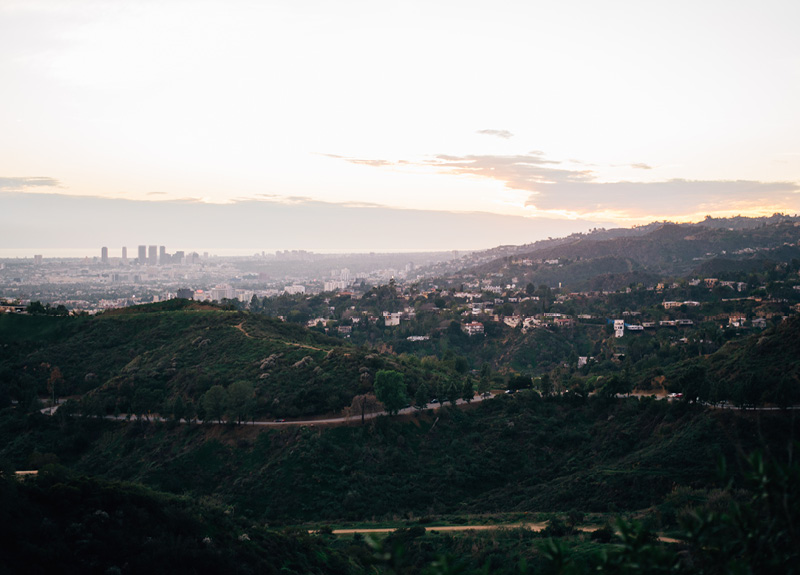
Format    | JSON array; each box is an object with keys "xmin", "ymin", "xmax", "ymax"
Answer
[{"xmin": 2, "ymin": 0, "xmax": 799, "ymax": 252}]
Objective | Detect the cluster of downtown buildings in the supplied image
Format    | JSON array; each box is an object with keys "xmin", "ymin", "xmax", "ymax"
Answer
[{"xmin": 100, "ymin": 246, "xmax": 201, "ymax": 267}]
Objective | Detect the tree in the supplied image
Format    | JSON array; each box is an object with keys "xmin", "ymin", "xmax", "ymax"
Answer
[
  {"xmin": 477, "ymin": 376, "xmax": 491, "ymax": 397},
  {"xmin": 225, "ymin": 381, "xmax": 254, "ymax": 424},
  {"xmin": 453, "ymin": 356, "xmax": 469, "ymax": 374},
  {"xmin": 346, "ymin": 393, "xmax": 382, "ymax": 424},
  {"xmin": 414, "ymin": 383, "xmax": 429, "ymax": 410},
  {"xmin": 202, "ymin": 385, "xmax": 227, "ymax": 423},
  {"xmin": 599, "ymin": 374, "xmax": 631, "ymax": 398},
  {"xmin": 509, "ymin": 374, "xmax": 532, "ymax": 392},
  {"xmin": 539, "ymin": 373, "xmax": 553, "ymax": 397},
  {"xmin": 445, "ymin": 379, "xmax": 461, "ymax": 406},
  {"xmin": 461, "ymin": 379, "xmax": 474, "ymax": 403},
  {"xmin": 373, "ymin": 370, "xmax": 408, "ymax": 415},
  {"xmin": 477, "ymin": 364, "xmax": 492, "ymax": 397},
  {"xmin": 47, "ymin": 366, "xmax": 63, "ymax": 409},
  {"xmin": 184, "ymin": 399, "xmax": 197, "ymax": 423},
  {"xmin": 26, "ymin": 301, "xmax": 46, "ymax": 315},
  {"xmin": 170, "ymin": 396, "xmax": 186, "ymax": 422},
  {"xmin": 677, "ymin": 365, "xmax": 708, "ymax": 403}
]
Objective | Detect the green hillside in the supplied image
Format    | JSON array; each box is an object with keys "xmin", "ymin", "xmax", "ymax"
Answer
[
  {"xmin": 2, "ymin": 394, "xmax": 796, "ymax": 525},
  {"xmin": 663, "ymin": 314, "xmax": 800, "ymax": 407},
  {"xmin": 467, "ymin": 220, "xmax": 800, "ymax": 290},
  {"xmin": 0, "ymin": 301, "xmax": 458, "ymax": 418}
]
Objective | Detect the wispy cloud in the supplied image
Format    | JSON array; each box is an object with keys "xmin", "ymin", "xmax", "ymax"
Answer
[
  {"xmin": 0, "ymin": 176, "xmax": 61, "ymax": 191},
  {"xmin": 248, "ymin": 194, "xmax": 386, "ymax": 209},
  {"xmin": 327, "ymin": 151, "xmax": 800, "ymax": 221},
  {"xmin": 319, "ymin": 153, "xmax": 408, "ymax": 168},
  {"xmin": 476, "ymin": 129, "xmax": 514, "ymax": 139},
  {"xmin": 246, "ymin": 194, "xmax": 316, "ymax": 205}
]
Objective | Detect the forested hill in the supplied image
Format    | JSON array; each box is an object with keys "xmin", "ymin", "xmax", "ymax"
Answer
[
  {"xmin": 664, "ymin": 313, "xmax": 800, "ymax": 407},
  {"xmin": 0, "ymin": 300, "xmax": 458, "ymax": 419},
  {"xmin": 458, "ymin": 214, "xmax": 799, "ymax": 266},
  {"xmin": 462, "ymin": 218, "xmax": 800, "ymax": 290}
]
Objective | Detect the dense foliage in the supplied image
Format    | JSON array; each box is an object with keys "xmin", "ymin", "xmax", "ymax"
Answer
[
  {"xmin": 0, "ymin": 471, "xmax": 357, "ymax": 575},
  {"xmin": 2, "ymin": 395, "xmax": 797, "ymax": 527},
  {"xmin": 0, "ymin": 301, "xmax": 462, "ymax": 419}
]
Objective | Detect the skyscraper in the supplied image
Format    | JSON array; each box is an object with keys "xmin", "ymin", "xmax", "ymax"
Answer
[
  {"xmin": 138, "ymin": 245, "xmax": 147, "ymax": 264},
  {"xmin": 121, "ymin": 246, "xmax": 128, "ymax": 264},
  {"xmin": 148, "ymin": 245, "xmax": 157, "ymax": 266},
  {"xmin": 159, "ymin": 245, "xmax": 166, "ymax": 265},
  {"xmin": 101, "ymin": 246, "xmax": 108, "ymax": 264}
]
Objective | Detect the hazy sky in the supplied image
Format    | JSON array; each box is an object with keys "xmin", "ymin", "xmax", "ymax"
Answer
[{"xmin": 2, "ymin": 0, "xmax": 799, "ymax": 248}]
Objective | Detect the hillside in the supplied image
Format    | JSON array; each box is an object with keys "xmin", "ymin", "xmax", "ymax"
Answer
[
  {"xmin": 2, "ymin": 300, "xmax": 800, "ymax": 574},
  {"xmin": 2, "ymin": 395, "xmax": 796, "ymax": 525},
  {"xmin": 463, "ymin": 219, "xmax": 800, "ymax": 291},
  {"xmin": 0, "ymin": 471, "xmax": 353, "ymax": 575},
  {"xmin": 0, "ymin": 300, "xmax": 459, "ymax": 419},
  {"xmin": 663, "ymin": 314, "xmax": 800, "ymax": 407}
]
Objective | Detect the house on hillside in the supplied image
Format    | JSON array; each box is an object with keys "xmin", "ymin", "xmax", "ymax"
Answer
[
  {"xmin": 382, "ymin": 311, "xmax": 402, "ymax": 327},
  {"xmin": 463, "ymin": 321, "xmax": 484, "ymax": 336},
  {"xmin": 728, "ymin": 314, "xmax": 747, "ymax": 328}
]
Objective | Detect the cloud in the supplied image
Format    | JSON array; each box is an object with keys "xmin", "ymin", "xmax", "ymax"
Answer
[
  {"xmin": 476, "ymin": 129, "xmax": 514, "ymax": 139},
  {"xmin": 247, "ymin": 194, "xmax": 385, "ymax": 209},
  {"xmin": 328, "ymin": 150, "xmax": 800, "ymax": 221},
  {"xmin": 146, "ymin": 191, "xmax": 167, "ymax": 195},
  {"xmin": 524, "ymin": 179, "xmax": 800, "ymax": 218},
  {"xmin": 0, "ymin": 176, "xmax": 61, "ymax": 191},
  {"xmin": 344, "ymin": 158, "xmax": 397, "ymax": 167},
  {"xmin": 241, "ymin": 194, "xmax": 316, "ymax": 205},
  {"xmin": 422, "ymin": 153, "xmax": 800, "ymax": 219},
  {"xmin": 340, "ymin": 200, "xmax": 385, "ymax": 208},
  {"xmin": 427, "ymin": 153, "xmax": 593, "ymax": 185},
  {"xmin": 320, "ymin": 154, "xmax": 410, "ymax": 169}
]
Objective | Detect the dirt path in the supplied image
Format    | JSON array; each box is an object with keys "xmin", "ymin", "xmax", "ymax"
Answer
[
  {"xmin": 316, "ymin": 523, "xmax": 681, "ymax": 543},
  {"xmin": 87, "ymin": 392, "xmax": 496, "ymax": 427},
  {"xmin": 233, "ymin": 322, "xmax": 253, "ymax": 338},
  {"xmin": 233, "ymin": 321, "xmax": 326, "ymax": 352},
  {"xmin": 318, "ymin": 523, "xmax": 547, "ymax": 535}
]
